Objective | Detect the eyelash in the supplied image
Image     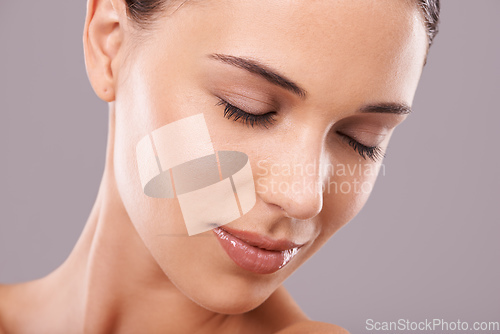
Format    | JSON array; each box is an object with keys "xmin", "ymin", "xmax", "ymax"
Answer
[
  {"xmin": 340, "ymin": 134, "xmax": 386, "ymax": 162},
  {"xmin": 216, "ymin": 98, "xmax": 276, "ymax": 128},
  {"xmin": 216, "ymin": 97, "xmax": 385, "ymax": 162}
]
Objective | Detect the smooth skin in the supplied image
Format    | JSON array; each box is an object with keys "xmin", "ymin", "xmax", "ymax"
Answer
[{"xmin": 0, "ymin": 0, "xmax": 428, "ymax": 333}]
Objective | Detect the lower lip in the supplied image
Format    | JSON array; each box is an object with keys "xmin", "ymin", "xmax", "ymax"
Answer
[{"xmin": 213, "ymin": 227, "xmax": 300, "ymax": 275}]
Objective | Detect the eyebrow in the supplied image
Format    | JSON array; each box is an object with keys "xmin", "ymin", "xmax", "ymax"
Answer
[
  {"xmin": 360, "ymin": 103, "xmax": 413, "ymax": 115},
  {"xmin": 207, "ymin": 53, "xmax": 307, "ymax": 98},
  {"xmin": 208, "ymin": 53, "xmax": 412, "ymax": 115}
]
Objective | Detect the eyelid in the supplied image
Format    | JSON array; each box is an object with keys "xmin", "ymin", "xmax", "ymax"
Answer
[
  {"xmin": 216, "ymin": 96, "xmax": 271, "ymax": 116},
  {"xmin": 216, "ymin": 98, "xmax": 277, "ymax": 128},
  {"xmin": 339, "ymin": 133, "xmax": 386, "ymax": 162},
  {"xmin": 343, "ymin": 131, "xmax": 388, "ymax": 147},
  {"xmin": 335, "ymin": 121, "xmax": 392, "ymax": 148},
  {"xmin": 336, "ymin": 113, "xmax": 406, "ymax": 134},
  {"xmin": 213, "ymin": 90, "xmax": 279, "ymax": 114}
]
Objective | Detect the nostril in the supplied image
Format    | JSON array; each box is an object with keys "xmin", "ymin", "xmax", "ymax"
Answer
[{"xmin": 280, "ymin": 206, "xmax": 292, "ymax": 218}]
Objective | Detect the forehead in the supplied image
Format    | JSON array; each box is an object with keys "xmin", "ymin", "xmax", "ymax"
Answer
[{"xmin": 143, "ymin": 0, "xmax": 428, "ymax": 105}]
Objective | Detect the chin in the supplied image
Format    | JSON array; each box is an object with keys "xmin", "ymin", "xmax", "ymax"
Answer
[
  {"xmin": 138, "ymin": 217, "xmax": 299, "ymax": 315},
  {"xmin": 189, "ymin": 277, "xmax": 275, "ymax": 315},
  {"xmin": 163, "ymin": 255, "xmax": 284, "ymax": 315}
]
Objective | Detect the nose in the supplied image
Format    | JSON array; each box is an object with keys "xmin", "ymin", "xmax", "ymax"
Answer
[{"xmin": 256, "ymin": 130, "xmax": 326, "ymax": 221}]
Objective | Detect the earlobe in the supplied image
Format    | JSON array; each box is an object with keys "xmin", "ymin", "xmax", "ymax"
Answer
[{"xmin": 83, "ymin": 0, "xmax": 125, "ymax": 102}]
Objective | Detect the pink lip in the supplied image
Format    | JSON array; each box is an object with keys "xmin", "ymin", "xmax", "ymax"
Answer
[{"xmin": 213, "ymin": 226, "xmax": 303, "ymax": 275}]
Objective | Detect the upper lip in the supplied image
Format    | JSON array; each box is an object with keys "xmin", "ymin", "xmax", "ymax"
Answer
[{"xmin": 219, "ymin": 225, "xmax": 304, "ymax": 252}]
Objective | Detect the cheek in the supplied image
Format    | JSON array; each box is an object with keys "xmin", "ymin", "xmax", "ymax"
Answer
[
  {"xmin": 111, "ymin": 70, "xmax": 196, "ymax": 249},
  {"xmin": 112, "ymin": 115, "xmax": 188, "ymax": 240},
  {"xmin": 112, "ymin": 54, "xmax": 209, "ymax": 237},
  {"xmin": 319, "ymin": 163, "xmax": 380, "ymax": 236}
]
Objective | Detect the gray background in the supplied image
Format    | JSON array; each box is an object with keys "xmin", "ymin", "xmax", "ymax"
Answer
[{"xmin": 1, "ymin": 1, "xmax": 499, "ymax": 332}]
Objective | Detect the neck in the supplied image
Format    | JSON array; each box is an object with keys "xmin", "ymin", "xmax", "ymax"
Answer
[{"xmin": 46, "ymin": 103, "xmax": 230, "ymax": 333}]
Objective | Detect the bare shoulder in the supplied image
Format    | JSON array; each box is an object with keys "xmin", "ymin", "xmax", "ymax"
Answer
[
  {"xmin": 0, "ymin": 278, "xmax": 63, "ymax": 334},
  {"xmin": 0, "ymin": 283, "xmax": 17, "ymax": 334},
  {"xmin": 0, "ymin": 281, "xmax": 38, "ymax": 334},
  {"xmin": 274, "ymin": 320, "xmax": 350, "ymax": 334},
  {"xmin": 0, "ymin": 284, "xmax": 8, "ymax": 334}
]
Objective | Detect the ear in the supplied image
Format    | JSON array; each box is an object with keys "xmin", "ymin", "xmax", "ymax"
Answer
[{"xmin": 83, "ymin": 0, "xmax": 126, "ymax": 102}]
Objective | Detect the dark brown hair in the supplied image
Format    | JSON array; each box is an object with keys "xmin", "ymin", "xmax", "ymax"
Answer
[
  {"xmin": 124, "ymin": 0, "xmax": 440, "ymax": 47},
  {"xmin": 417, "ymin": 0, "xmax": 440, "ymax": 47}
]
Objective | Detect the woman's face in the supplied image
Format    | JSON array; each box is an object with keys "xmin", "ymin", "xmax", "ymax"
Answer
[{"xmin": 111, "ymin": 0, "xmax": 427, "ymax": 313}]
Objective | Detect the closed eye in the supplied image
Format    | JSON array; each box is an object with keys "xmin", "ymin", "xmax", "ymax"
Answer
[
  {"xmin": 338, "ymin": 132, "xmax": 386, "ymax": 162},
  {"xmin": 216, "ymin": 97, "xmax": 385, "ymax": 162},
  {"xmin": 216, "ymin": 98, "xmax": 276, "ymax": 128}
]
